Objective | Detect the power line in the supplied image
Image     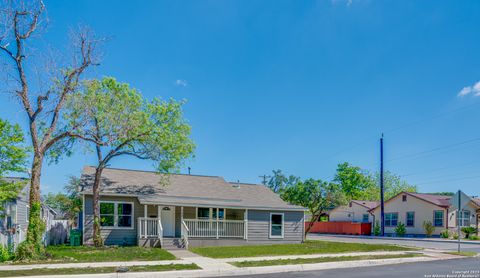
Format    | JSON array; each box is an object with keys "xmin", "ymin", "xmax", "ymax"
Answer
[{"xmin": 386, "ymin": 137, "xmax": 480, "ymax": 162}]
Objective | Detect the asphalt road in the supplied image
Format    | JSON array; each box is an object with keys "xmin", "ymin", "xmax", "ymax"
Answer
[
  {"xmin": 308, "ymin": 234, "xmax": 480, "ymax": 253},
  {"xmin": 226, "ymin": 257, "xmax": 480, "ymax": 278}
]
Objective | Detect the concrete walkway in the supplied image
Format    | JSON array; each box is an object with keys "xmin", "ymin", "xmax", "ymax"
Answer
[
  {"xmin": 13, "ymin": 251, "xmax": 463, "ymax": 278},
  {"xmin": 169, "ymin": 249, "xmax": 237, "ymax": 271},
  {"xmin": 309, "ymin": 233, "xmax": 480, "ymax": 245}
]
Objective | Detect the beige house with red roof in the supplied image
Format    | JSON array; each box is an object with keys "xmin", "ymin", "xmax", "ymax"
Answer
[
  {"xmin": 369, "ymin": 192, "xmax": 480, "ymax": 236},
  {"xmin": 329, "ymin": 200, "xmax": 379, "ymax": 223}
]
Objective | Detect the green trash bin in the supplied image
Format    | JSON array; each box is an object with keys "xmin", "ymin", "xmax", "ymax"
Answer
[{"xmin": 70, "ymin": 229, "xmax": 82, "ymax": 246}]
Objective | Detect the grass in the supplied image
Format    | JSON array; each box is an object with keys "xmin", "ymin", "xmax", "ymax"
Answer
[
  {"xmin": 0, "ymin": 263, "xmax": 200, "ymax": 277},
  {"xmin": 8, "ymin": 245, "xmax": 176, "ymax": 264},
  {"xmin": 190, "ymin": 240, "xmax": 415, "ymax": 258},
  {"xmin": 230, "ymin": 253, "xmax": 423, "ymax": 267},
  {"xmin": 444, "ymin": 251, "xmax": 478, "ymax": 257}
]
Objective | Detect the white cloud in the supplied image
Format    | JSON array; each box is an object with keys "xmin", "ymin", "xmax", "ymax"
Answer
[
  {"xmin": 458, "ymin": 81, "xmax": 480, "ymax": 97},
  {"xmin": 175, "ymin": 79, "xmax": 188, "ymax": 87}
]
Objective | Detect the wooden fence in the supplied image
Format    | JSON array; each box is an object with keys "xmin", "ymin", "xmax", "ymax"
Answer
[{"xmin": 306, "ymin": 221, "xmax": 372, "ymax": 235}]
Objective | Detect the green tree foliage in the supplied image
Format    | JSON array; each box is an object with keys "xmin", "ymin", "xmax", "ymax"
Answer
[
  {"xmin": 60, "ymin": 77, "xmax": 195, "ymax": 246},
  {"xmin": 43, "ymin": 176, "xmax": 82, "ymax": 223},
  {"xmin": 373, "ymin": 221, "xmax": 381, "ymax": 236},
  {"xmin": 334, "ymin": 163, "xmax": 417, "ymax": 201},
  {"xmin": 333, "ymin": 162, "xmax": 376, "ymax": 201},
  {"xmin": 280, "ymin": 179, "xmax": 346, "ymax": 234},
  {"xmin": 267, "ymin": 170, "xmax": 300, "ymax": 194},
  {"xmin": 0, "ymin": 119, "xmax": 28, "ymax": 207}
]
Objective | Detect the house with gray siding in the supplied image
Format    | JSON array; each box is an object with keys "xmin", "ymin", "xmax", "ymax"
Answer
[{"xmin": 79, "ymin": 167, "xmax": 306, "ymax": 249}]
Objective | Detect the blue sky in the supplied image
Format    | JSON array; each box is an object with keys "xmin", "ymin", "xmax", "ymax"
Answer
[{"xmin": 2, "ymin": 0, "xmax": 480, "ymax": 196}]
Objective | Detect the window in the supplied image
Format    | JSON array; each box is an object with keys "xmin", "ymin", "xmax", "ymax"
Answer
[
  {"xmin": 99, "ymin": 202, "xmax": 133, "ymax": 228},
  {"xmin": 406, "ymin": 212, "xmax": 415, "ymax": 227},
  {"xmin": 434, "ymin": 210, "xmax": 444, "ymax": 227},
  {"xmin": 197, "ymin": 207, "xmax": 210, "ymax": 219},
  {"xmin": 212, "ymin": 208, "xmax": 225, "ymax": 220},
  {"xmin": 385, "ymin": 213, "xmax": 398, "ymax": 227},
  {"xmin": 459, "ymin": 210, "xmax": 471, "ymax": 227},
  {"xmin": 270, "ymin": 213, "xmax": 284, "ymax": 238},
  {"xmin": 402, "ymin": 195, "xmax": 407, "ymax": 202},
  {"xmin": 362, "ymin": 214, "xmax": 369, "ymax": 223}
]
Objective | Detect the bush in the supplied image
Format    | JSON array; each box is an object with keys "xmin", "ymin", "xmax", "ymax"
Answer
[
  {"xmin": 0, "ymin": 245, "xmax": 12, "ymax": 262},
  {"xmin": 423, "ymin": 221, "xmax": 435, "ymax": 237},
  {"xmin": 394, "ymin": 222, "xmax": 406, "ymax": 237},
  {"xmin": 15, "ymin": 241, "xmax": 45, "ymax": 261},
  {"xmin": 468, "ymin": 234, "xmax": 479, "ymax": 240},
  {"xmin": 373, "ymin": 220, "xmax": 381, "ymax": 236},
  {"xmin": 453, "ymin": 232, "xmax": 459, "ymax": 239},
  {"xmin": 440, "ymin": 230, "xmax": 450, "ymax": 239},
  {"xmin": 461, "ymin": 227, "xmax": 477, "ymax": 239}
]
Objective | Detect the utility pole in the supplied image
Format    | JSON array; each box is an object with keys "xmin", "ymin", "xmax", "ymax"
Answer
[
  {"xmin": 380, "ymin": 134, "xmax": 385, "ymax": 236},
  {"xmin": 259, "ymin": 175, "xmax": 271, "ymax": 185}
]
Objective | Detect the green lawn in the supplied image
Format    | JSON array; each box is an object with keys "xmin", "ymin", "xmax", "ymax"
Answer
[
  {"xmin": 0, "ymin": 263, "xmax": 200, "ymax": 277},
  {"xmin": 444, "ymin": 251, "xmax": 478, "ymax": 257},
  {"xmin": 10, "ymin": 245, "xmax": 176, "ymax": 264},
  {"xmin": 190, "ymin": 240, "xmax": 415, "ymax": 258},
  {"xmin": 231, "ymin": 253, "xmax": 423, "ymax": 267}
]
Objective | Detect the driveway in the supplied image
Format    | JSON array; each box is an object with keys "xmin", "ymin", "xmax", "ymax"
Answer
[
  {"xmin": 308, "ymin": 234, "xmax": 480, "ymax": 253},
  {"xmin": 220, "ymin": 257, "xmax": 480, "ymax": 278}
]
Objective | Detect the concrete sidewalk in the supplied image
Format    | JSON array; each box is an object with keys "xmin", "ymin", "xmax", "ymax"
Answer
[
  {"xmin": 309, "ymin": 233, "xmax": 480, "ymax": 245},
  {"xmin": 15, "ymin": 252, "xmax": 462, "ymax": 278}
]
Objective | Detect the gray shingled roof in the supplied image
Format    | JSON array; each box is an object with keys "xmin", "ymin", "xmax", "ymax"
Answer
[{"xmin": 79, "ymin": 167, "xmax": 305, "ymax": 211}]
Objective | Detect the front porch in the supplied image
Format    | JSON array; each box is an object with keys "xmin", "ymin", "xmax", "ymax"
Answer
[{"xmin": 137, "ymin": 205, "xmax": 248, "ymax": 248}]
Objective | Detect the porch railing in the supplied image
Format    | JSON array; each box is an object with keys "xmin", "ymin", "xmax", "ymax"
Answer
[
  {"xmin": 183, "ymin": 219, "xmax": 245, "ymax": 239},
  {"xmin": 181, "ymin": 220, "xmax": 189, "ymax": 249},
  {"xmin": 138, "ymin": 217, "xmax": 163, "ymax": 246}
]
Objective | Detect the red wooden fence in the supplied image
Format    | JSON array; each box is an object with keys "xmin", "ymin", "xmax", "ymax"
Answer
[{"xmin": 305, "ymin": 221, "xmax": 372, "ymax": 235}]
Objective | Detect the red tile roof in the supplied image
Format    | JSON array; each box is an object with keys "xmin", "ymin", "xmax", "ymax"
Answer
[{"xmin": 407, "ymin": 193, "xmax": 452, "ymax": 207}]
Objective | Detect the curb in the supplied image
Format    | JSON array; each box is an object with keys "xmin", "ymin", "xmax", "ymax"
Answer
[{"xmin": 309, "ymin": 233, "xmax": 480, "ymax": 246}]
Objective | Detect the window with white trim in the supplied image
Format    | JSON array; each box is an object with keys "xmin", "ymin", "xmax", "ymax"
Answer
[
  {"xmin": 270, "ymin": 213, "xmax": 284, "ymax": 238},
  {"xmin": 384, "ymin": 213, "xmax": 398, "ymax": 227},
  {"xmin": 406, "ymin": 212, "xmax": 415, "ymax": 227},
  {"xmin": 459, "ymin": 210, "xmax": 470, "ymax": 227},
  {"xmin": 434, "ymin": 210, "xmax": 444, "ymax": 227},
  {"xmin": 362, "ymin": 214, "xmax": 369, "ymax": 223},
  {"xmin": 100, "ymin": 201, "xmax": 133, "ymax": 228}
]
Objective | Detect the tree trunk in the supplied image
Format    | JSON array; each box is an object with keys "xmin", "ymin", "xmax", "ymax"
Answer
[
  {"xmin": 305, "ymin": 212, "xmax": 321, "ymax": 235},
  {"xmin": 26, "ymin": 152, "xmax": 46, "ymax": 252},
  {"xmin": 92, "ymin": 166, "xmax": 104, "ymax": 247}
]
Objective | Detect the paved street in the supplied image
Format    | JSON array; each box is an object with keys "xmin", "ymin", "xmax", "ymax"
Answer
[
  {"xmin": 223, "ymin": 257, "xmax": 480, "ymax": 278},
  {"xmin": 308, "ymin": 234, "xmax": 480, "ymax": 253}
]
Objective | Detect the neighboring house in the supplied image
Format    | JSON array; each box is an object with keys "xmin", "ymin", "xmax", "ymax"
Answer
[
  {"xmin": 0, "ymin": 177, "xmax": 30, "ymax": 247},
  {"xmin": 79, "ymin": 166, "xmax": 306, "ymax": 248},
  {"xmin": 369, "ymin": 192, "xmax": 480, "ymax": 236},
  {"xmin": 329, "ymin": 200, "xmax": 379, "ymax": 223}
]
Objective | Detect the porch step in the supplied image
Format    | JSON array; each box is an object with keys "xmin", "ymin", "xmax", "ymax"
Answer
[{"xmin": 162, "ymin": 237, "xmax": 186, "ymax": 250}]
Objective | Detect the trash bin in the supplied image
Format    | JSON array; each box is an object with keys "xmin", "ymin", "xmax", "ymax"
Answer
[{"xmin": 70, "ymin": 229, "xmax": 82, "ymax": 246}]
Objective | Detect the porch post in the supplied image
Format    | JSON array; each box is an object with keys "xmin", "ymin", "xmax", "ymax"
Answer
[
  {"xmin": 244, "ymin": 209, "xmax": 248, "ymax": 240},
  {"xmin": 216, "ymin": 208, "xmax": 219, "ymax": 239},
  {"xmin": 144, "ymin": 205, "xmax": 147, "ymax": 237},
  {"xmin": 180, "ymin": 206, "xmax": 184, "ymax": 236},
  {"xmin": 157, "ymin": 205, "xmax": 161, "ymax": 239}
]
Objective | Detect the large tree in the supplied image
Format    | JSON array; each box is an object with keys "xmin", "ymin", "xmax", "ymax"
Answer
[
  {"xmin": 0, "ymin": 0, "xmax": 100, "ymax": 253},
  {"xmin": 0, "ymin": 119, "xmax": 29, "ymax": 206},
  {"xmin": 281, "ymin": 179, "xmax": 346, "ymax": 234},
  {"xmin": 267, "ymin": 169, "xmax": 300, "ymax": 194},
  {"xmin": 60, "ymin": 77, "xmax": 195, "ymax": 246},
  {"xmin": 333, "ymin": 162, "xmax": 375, "ymax": 201},
  {"xmin": 43, "ymin": 176, "xmax": 82, "ymax": 223}
]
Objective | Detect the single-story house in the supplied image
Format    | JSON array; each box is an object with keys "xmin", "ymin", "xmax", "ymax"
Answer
[
  {"xmin": 369, "ymin": 192, "xmax": 480, "ymax": 236},
  {"xmin": 79, "ymin": 167, "xmax": 306, "ymax": 248},
  {"xmin": 328, "ymin": 200, "xmax": 379, "ymax": 223}
]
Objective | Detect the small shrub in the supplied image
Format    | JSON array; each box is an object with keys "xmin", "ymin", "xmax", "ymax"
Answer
[
  {"xmin": 452, "ymin": 232, "xmax": 459, "ymax": 240},
  {"xmin": 0, "ymin": 245, "xmax": 12, "ymax": 262},
  {"xmin": 394, "ymin": 222, "xmax": 406, "ymax": 237},
  {"xmin": 461, "ymin": 227, "xmax": 477, "ymax": 239},
  {"xmin": 468, "ymin": 234, "xmax": 479, "ymax": 240},
  {"xmin": 373, "ymin": 220, "xmax": 381, "ymax": 236},
  {"xmin": 15, "ymin": 241, "xmax": 44, "ymax": 261},
  {"xmin": 423, "ymin": 221, "xmax": 435, "ymax": 237},
  {"xmin": 440, "ymin": 230, "xmax": 450, "ymax": 239}
]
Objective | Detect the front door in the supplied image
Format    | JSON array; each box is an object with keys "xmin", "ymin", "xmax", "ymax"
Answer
[{"xmin": 161, "ymin": 206, "xmax": 175, "ymax": 237}]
